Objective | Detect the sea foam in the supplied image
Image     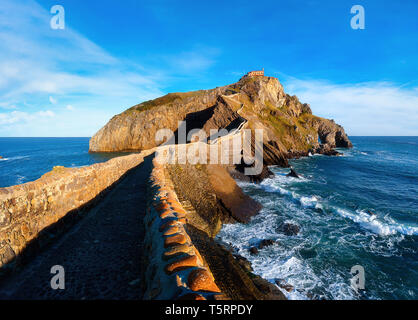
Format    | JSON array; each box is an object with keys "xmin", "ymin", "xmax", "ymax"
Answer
[
  {"xmin": 334, "ymin": 208, "xmax": 418, "ymax": 236},
  {"xmin": 260, "ymin": 173, "xmax": 417, "ymax": 237}
]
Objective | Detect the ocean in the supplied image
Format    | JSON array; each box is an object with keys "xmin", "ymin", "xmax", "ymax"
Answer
[
  {"xmin": 218, "ymin": 136, "xmax": 418, "ymax": 300},
  {"xmin": 0, "ymin": 136, "xmax": 417, "ymax": 300},
  {"xmin": 0, "ymin": 138, "xmax": 125, "ymax": 188}
]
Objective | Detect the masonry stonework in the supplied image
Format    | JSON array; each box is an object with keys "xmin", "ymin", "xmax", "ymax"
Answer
[
  {"xmin": 0, "ymin": 150, "xmax": 154, "ymax": 270},
  {"xmin": 142, "ymin": 158, "xmax": 226, "ymax": 300}
]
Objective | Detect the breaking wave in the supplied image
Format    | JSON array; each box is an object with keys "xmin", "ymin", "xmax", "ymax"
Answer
[
  {"xmin": 259, "ymin": 174, "xmax": 417, "ymax": 237},
  {"xmin": 220, "ymin": 137, "xmax": 418, "ymax": 300},
  {"xmin": 0, "ymin": 156, "xmax": 30, "ymax": 162},
  {"xmin": 335, "ymin": 208, "xmax": 418, "ymax": 236}
]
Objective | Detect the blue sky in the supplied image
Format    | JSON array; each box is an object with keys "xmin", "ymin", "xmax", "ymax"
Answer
[{"xmin": 0, "ymin": 0, "xmax": 417, "ymax": 136}]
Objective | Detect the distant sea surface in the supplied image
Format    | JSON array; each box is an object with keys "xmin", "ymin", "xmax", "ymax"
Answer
[
  {"xmin": 0, "ymin": 137, "xmax": 126, "ymax": 188},
  {"xmin": 218, "ymin": 136, "xmax": 418, "ymax": 300}
]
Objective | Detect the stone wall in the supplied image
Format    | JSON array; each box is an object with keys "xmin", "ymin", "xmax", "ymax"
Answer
[
  {"xmin": 0, "ymin": 150, "xmax": 154, "ymax": 270},
  {"xmin": 142, "ymin": 158, "xmax": 226, "ymax": 300}
]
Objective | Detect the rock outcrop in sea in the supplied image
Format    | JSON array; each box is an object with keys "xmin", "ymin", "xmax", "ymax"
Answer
[{"xmin": 89, "ymin": 75, "xmax": 352, "ymax": 162}]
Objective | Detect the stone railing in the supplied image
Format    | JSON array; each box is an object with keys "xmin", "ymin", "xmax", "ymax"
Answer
[
  {"xmin": 142, "ymin": 158, "xmax": 225, "ymax": 300},
  {"xmin": 0, "ymin": 150, "xmax": 154, "ymax": 270}
]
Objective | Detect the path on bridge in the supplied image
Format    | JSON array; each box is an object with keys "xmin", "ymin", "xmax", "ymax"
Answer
[
  {"xmin": 0, "ymin": 101, "xmax": 250, "ymax": 300},
  {"xmin": 0, "ymin": 155, "xmax": 154, "ymax": 300}
]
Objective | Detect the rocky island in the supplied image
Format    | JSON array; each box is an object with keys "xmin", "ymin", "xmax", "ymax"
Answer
[{"xmin": 90, "ymin": 74, "xmax": 352, "ymax": 157}]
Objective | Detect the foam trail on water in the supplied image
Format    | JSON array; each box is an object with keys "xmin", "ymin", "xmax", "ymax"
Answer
[
  {"xmin": 335, "ymin": 208, "xmax": 418, "ymax": 236},
  {"xmin": 260, "ymin": 172, "xmax": 417, "ymax": 237},
  {"xmin": 217, "ymin": 208, "xmax": 357, "ymax": 300},
  {"xmin": 0, "ymin": 156, "xmax": 29, "ymax": 162},
  {"xmin": 223, "ymin": 137, "xmax": 418, "ymax": 300},
  {"xmin": 260, "ymin": 177, "xmax": 320, "ymax": 209}
]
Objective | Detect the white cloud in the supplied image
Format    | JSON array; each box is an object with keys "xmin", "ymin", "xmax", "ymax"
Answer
[
  {"xmin": 38, "ymin": 110, "xmax": 55, "ymax": 117},
  {"xmin": 49, "ymin": 96, "xmax": 57, "ymax": 104},
  {"xmin": 0, "ymin": 110, "xmax": 54, "ymax": 126},
  {"xmin": 0, "ymin": 102, "xmax": 17, "ymax": 110},
  {"xmin": 66, "ymin": 105, "xmax": 74, "ymax": 111},
  {"xmin": 0, "ymin": 107, "xmax": 117, "ymax": 137},
  {"xmin": 0, "ymin": 0, "xmax": 165, "ymax": 137},
  {"xmin": 0, "ymin": 111, "xmax": 29, "ymax": 125},
  {"xmin": 282, "ymin": 78, "xmax": 418, "ymax": 136}
]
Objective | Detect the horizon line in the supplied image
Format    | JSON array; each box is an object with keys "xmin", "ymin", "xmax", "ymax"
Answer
[{"xmin": 1, "ymin": 135, "xmax": 418, "ymax": 139}]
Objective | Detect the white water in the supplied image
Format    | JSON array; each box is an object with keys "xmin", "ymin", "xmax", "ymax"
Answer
[
  {"xmin": 259, "ymin": 174, "xmax": 418, "ymax": 237},
  {"xmin": 0, "ymin": 156, "xmax": 30, "ymax": 162},
  {"xmin": 218, "ymin": 155, "xmax": 417, "ymax": 300}
]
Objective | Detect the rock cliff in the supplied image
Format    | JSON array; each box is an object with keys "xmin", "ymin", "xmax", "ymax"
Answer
[{"xmin": 89, "ymin": 76, "xmax": 352, "ymax": 163}]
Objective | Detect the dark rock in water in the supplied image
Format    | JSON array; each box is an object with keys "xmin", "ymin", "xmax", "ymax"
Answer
[
  {"xmin": 314, "ymin": 206, "xmax": 324, "ymax": 214},
  {"xmin": 275, "ymin": 279, "xmax": 294, "ymax": 293},
  {"xmin": 259, "ymin": 239, "xmax": 275, "ymax": 249},
  {"xmin": 249, "ymin": 247, "xmax": 259, "ymax": 255},
  {"xmin": 315, "ymin": 144, "xmax": 342, "ymax": 156},
  {"xmin": 257, "ymin": 165, "xmax": 275, "ymax": 181},
  {"xmin": 287, "ymin": 168, "xmax": 300, "ymax": 178},
  {"xmin": 252, "ymin": 276, "xmax": 286, "ymax": 300},
  {"xmin": 298, "ymin": 288, "xmax": 326, "ymax": 300},
  {"xmin": 287, "ymin": 150, "xmax": 309, "ymax": 159},
  {"xmin": 317, "ymin": 119, "xmax": 353, "ymax": 149},
  {"xmin": 323, "ymin": 149, "xmax": 342, "ymax": 156},
  {"xmin": 230, "ymin": 160, "xmax": 274, "ymax": 183},
  {"xmin": 233, "ymin": 254, "xmax": 253, "ymax": 273},
  {"xmin": 278, "ymin": 223, "xmax": 300, "ymax": 236}
]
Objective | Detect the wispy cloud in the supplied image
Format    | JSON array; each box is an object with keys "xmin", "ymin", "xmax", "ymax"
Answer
[
  {"xmin": 282, "ymin": 78, "xmax": 418, "ymax": 136},
  {"xmin": 2, "ymin": 0, "xmax": 413, "ymax": 138},
  {"xmin": 0, "ymin": 0, "xmax": 164, "ymax": 137},
  {"xmin": 49, "ymin": 96, "xmax": 57, "ymax": 104},
  {"xmin": 0, "ymin": 0, "xmax": 223, "ymax": 137},
  {"xmin": 0, "ymin": 102, "xmax": 17, "ymax": 110},
  {"xmin": 0, "ymin": 108, "xmax": 112, "ymax": 137},
  {"xmin": 0, "ymin": 110, "xmax": 54, "ymax": 125}
]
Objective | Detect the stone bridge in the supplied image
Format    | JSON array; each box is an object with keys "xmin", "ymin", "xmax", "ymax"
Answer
[{"xmin": 0, "ymin": 123, "xmax": 251, "ymax": 299}]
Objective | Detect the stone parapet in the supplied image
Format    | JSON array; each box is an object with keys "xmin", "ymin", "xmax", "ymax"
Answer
[
  {"xmin": 143, "ymin": 158, "xmax": 225, "ymax": 300},
  {"xmin": 0, "ymin": 150, "xmax": 154, "ymax": 270}
]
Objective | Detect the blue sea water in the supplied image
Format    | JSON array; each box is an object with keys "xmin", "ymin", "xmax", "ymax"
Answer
[
  {"xmin": 0, "ymin": 137, "xmax": 417, "ymax": 300},
  {"xmin": 218, "ymin": 136, "xmax": 418, "ymax": 300},
  {"xmin": 0, "ymin": 138, "xmax": 125, "ymax": 188}
]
